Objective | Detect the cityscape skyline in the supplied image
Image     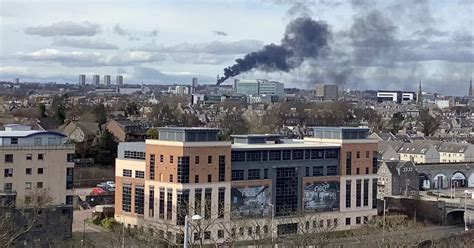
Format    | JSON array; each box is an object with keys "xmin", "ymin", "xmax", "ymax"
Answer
[{"xmin": 0, "ymin": 0, "xmax": 472, "ymax": 95}]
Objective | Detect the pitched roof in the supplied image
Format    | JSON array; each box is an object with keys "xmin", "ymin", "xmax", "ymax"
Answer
[
  {"xmin": 398, "ymin": 142, "xmax": 433, "ymax": 154},
  {"xmin": 383, "ymin": 160, "xmax": 414, "ymax": 176},
  {"xmin": 438, "ymin": 142, "xmax": 471, "ymax": 153}
]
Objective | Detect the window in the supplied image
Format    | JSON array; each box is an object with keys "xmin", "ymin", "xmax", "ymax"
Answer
[
  {"xmin": 34, "ymin": 137, "xmax": 42, "ymax": 145},
  {"xmin": 195, "ymin": 156, "xmax": 200, "ymax": 164},
  {"xmin": 169, "ymin": 174, "xmax": 173, "ymax": 182},
  {"xmin": 149, "ymin": 186, "xmax": 154, "ymax": 217},
  {"xmin": 327, "ymin": 219, "xmax": 332, "ymax": 227},
  {"xmin": 123, "ymin": 169, "xmax": 132, "ymax": 177},
  {"xmin": 366, "ymin": 151, "xmax": 370, "ymax": 158},
  {"xmin": 26, "ymin": 154, "xmax": 32, "ymax": 160},
  {"xmin": 170, "ymin": 156, "xmax": 174, "ymax": 163},
  {"xmin": 176, "ymin": 190, "xmax": 189, "ymax": 225},
  {"xmin": 11, "ymin": 138, "xmax": 18, "ymax": 144},
  {"xmin": 159, "ymin": 188, "xmax": 165, "ymax": 219},
  {"xmin": 356, "ymin": 217, "xmax": 361, "ymax": 224},
  {"xmin": 269, "ymin": 150, "xmax": 281, "ymax": 161},
  {"xmin": 150, "ymin": 154, "xmax": 156, "ymax": 180},
  {"xmin": 66, "ymin": 168, "xmax": 74, "ymax": 190},
  {"xmin": 195, "ymin": 189, "xmax": 202, "ymax": 215},
  {"xmin": 135, "ymin": 170, "xmax": 145, "ymax": 179},
  {"xmin": 160, "ymin": 154, "xmax": 163, "ymax": 163},
  {"xmin": 167, "ymin": 191, "xmax": 173, "ymax": 220},
  {"xmin": 365, "ymin": 167, "xmax": 369, "ymax": 174},
  {"xmin": 37, "ymin": 182, "xmax": 43, "ymax": 189},
  {"xmin": 247, "ymin": 227, "xmax": 252, "ymax": 236},
  {"xmin": 311, "ymin": 149, "xmax": 324, "ymax": 159},
  {"xmin": 313, "ymin": 166, "xmax": 323, "ymax": 176},
  {"xmin": 218, "ymin": 230, "xmax": 224, "ymax": 239},
  {"xmin": 195, "ymin": 175, "xmax": 199, "ymax": 183},
  {"xmin": 372, "ymin": 151, "xmax": 378, "ymax": 173},
  {"xmin": 207, "ymin": 156, "xmax": 212, "ymax": 164},
  {"xmin": 356, "ymin": 168, "xmax": 360, "ymax": 175},
  {"xmin": 372, "ymin": 179, "xmax": 378, "ymax": 209},
  {"xmin": 282, "ymin": 150, "xmax": 292, "ymax": 160},
  {"xmin": 218, "ymin": 188, "xmax": 225, "ymax": 219},
  {"xmin": 38, "ymin": 154, "xmax": 44, "ymax": 160},
  {"xmin": 4, "ymin": 183, "xmax": 12, "ymax": 191},
  {"xmin": 218, "ymin": 155, "xmax": 225, "ymax": 182},
  {"xmin": 346, "ymin": 152, "xmax": 352, "ymax": 175},
  {"xmin": 25, "ymin": 182, "xmax": 32, "ymax": 189},
  {"xmin": 26, "ymin": 168, "xmax": 32, "ymax": 175},
  {"xmin": 325, "ymin": 149, "xmax": 338, "ymax": 158},
  {"xmin": 327, "ymin": 166, "xmax": 338, "ymax": 176},
  {"xmin": 232, "ymin": 170, "xmax": 244, "ymax": 181},
  {"xmin": 207, "ymin": 174, "xmax": 212, "ymax": 182},
  {"xmin": 248, "ymin": 169, "xmax": 260, "ymax": 180},
  {"xmin": 346, "ymin": 180, "xmax": 351, "ymax": 208},
  {"xmin": 345, "ymin": 217, "xmax": 351, "ymax": 225},
  {"xmin": 204, "ymin": 189, "xmax": 211, "ymax": 219},
  {"xmin": 292, "ymin": 150, "xmax": 303, "ymax": 160},
  {"xmin": 37, "ymin": 168, "xmax": 43, "ymax": 174},
  {"xmin": 4, "ymin": 168, "xmax": 13, "ymax": 177},
  {"xmin": 262, "ymin": 151, "xmax": 268, "ymax": 161},
  {"xmin": 4, "ymin": 154, "xmax": 13, "ymax": 163},
  {"xmin": 246, "ymin": 151, "xmax": 261, "ymax": 161},
  {"xmin": 123, "ymin": 151, "xmax": 145, "ymax": 160},
  {"xmin": 305, "ymin": 167, "xmax": 310, "ymax": 177},
  {"xmin": 356, "ymin": 151, "xmax": 360, "ymax": 159},
  {"xmin": 363, "ymin": 179, "xmax": 369, "ymax": 206},
  {"xmin": 231, "ymin": 151, "xmax": 245, "ymax": 162},
  {"xmin": 263, "ymin": 168, "xmax": 269, "ymax": 179},
  {"xmin": 204, "ymin": 231, "xmax": 211, "ymax": 240},
  {"xmin": 319, "ymin": 220, "xmax": 324, "ymax": 228},
  {"xmin": 334, "ymin": 218, "xmax": 338, "ymax": 227},
  {"xmin": 177, "ymin": 156, "xmax": 190, "ymax": 183},
  {"xmin": 356, "ymin": 180, "xmax": 362, "ymax": 207}
]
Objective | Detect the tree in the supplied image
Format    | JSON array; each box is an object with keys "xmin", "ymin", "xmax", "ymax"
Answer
[
  {"xmin": 418, "ymin": 109, "xmax": 440, "ymax": 136},
  {"xmin": 220, "ymin": 111, "xmax": 250, "ymax": 140},
  {"xmin": 94, "ymin": 104, "xmax": 107, "ymax": 126},
  {"xmin": 51, "ymin": 97, "xmax": 66, "ymax": 124},
  {"xmin": 125, "ymin": 102, "xmax": 139, "ymax": 117},
  {"xmin": 146, "ymin": 127, "xmax": 159, "ymax": 139},
  {"xmin": 388, "ymin": 112, "xmax": 404, "ymax": 134},
  {"xmin": 39, "ymin": 104, "xmax": 47, "ymax": 118}
]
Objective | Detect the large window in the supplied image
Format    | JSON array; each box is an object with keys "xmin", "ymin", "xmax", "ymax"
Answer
[
  {"xmin": 275, "ymin": 168, "xmax": 298, "ymax": 216},
  {"xmin": 282, "ymin": 150, "xmax": 292, "ymax": 160},
  {"xmin": 372, "ymin": 151, "xmax": 378, "ymax": 173},
  {"xmin": 4, "ymin": 168, "xmax": 13, "ymax": 177},
  {"xmin": 325, "ymin": 149, "xmax": 339, "ymax": 159},
  {"xmin": 176, "ymin": 190, "xmax": 189, "ymax": 225},
  {"xmin": 269, "ymin": 150, "xmax": 281, "ymax": 161},
  {"xmin": 232, "ymin": 170, "xmax": 244, "ymax": 181},
  {"xmin": 312, "ymin": 166, "xmax": 323, "ymax": 176},
  {"xmin": 177, "ymin": 156, "xmax": 190, "ymax": 183},
  {"xmin": 122, "ymin": 185, "xmax": 132, "ymax": 212},
  {"xmin": 292, "ymin": 150, "xmax": 303, "ymax": 160},
  {"xmin": 218, "ymin": 188, "xmax": 225, "ymax": 219},
  {"xmin": 246, "ymin": 151, "xmax": 261, "ymax": 161},
  {"xmin": 231, "ymin": 151, "xmax": 245, "ymax": 162},
  {"xmin": 356, "ymin": 180, "xmax": 361, "ymax": 207},
  {"xmin": 311, "ymin": 149, "xmax": 324, "ymax": 159},
  {"xmin": 124, "ymin": 151, "xmax": 146, "ymax": 160},
  {"xmin": 159, "ymin": 188, "xmax": 165, "ymax": 219},
  {"xmin": 363, "ymin": 179, "xmax": 369, "ymax": 207},
  {"xmin": 327, "ymin": 166, "xmax": 338, "ymax": 176},
  {"xmin": 149, "ymin": 186, "xmax": 154, "ymax": 217},
  {"xmin": 195, "ymin": 189, "xmax": 202, "ymax": 215},
  {"xmin": 135, "ymin": 186, "xmax": 145, "ymax": 215},
  {"xmin": 372, "ymin": 179, "xmax": 378, "ymax": 209},
  {"xmin": 135, "ymin": 170, "xmax": 145, "ymax": 179},
  {"xmin": 248, "ymin": 169, "xmax": 260, "ymax": 180},
  {"xmin": 167, "ymin": 191, "xmax": 173, "ymax": 220},
  {"xmin": 123, "ymin": 169, "xmax": 132, "ymax": 177},
  {"xmin": 204, "ymin": 189, "xmax": 212, "ymax": 220},
  {"xmin": 150, "ymin": 154, "xmax": 155, "ymax": 180},
  {"xmin": 218, "ymin": 155, "xmax": 226, "ymax": 182},
  {"xmin": 346, "ymin": 152, "xmax": 352, "ymax": 175},
  {"xmin": 4, "ymin": 154, "xmax": 13, "ymax": 163},
  {"xmin": 66, "ymin": 168, "xmax": 74, "ymax": 190},
  {"xmin": 345, "ymin": 180, "xmax": 352, "ymax": 208}
]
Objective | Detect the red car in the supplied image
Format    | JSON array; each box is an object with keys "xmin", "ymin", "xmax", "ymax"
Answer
[{"xmin": 91, "ymin": 187, "xmax": 106, "ymax": 195}]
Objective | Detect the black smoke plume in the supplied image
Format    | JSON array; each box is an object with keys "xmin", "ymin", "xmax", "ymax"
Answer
[{"xmin": 216, "ymin": 17, "xmax": 329, "ymax": 85}]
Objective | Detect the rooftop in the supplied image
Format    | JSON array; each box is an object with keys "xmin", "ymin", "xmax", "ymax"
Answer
[{"xmin": 0, "ymin": 130, "xmax": 66, "ymax": 138}]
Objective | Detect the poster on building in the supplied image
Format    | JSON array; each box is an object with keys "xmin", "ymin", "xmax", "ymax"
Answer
[
  {"xmin": 231, "ymin": 185, "xmax": 271, "ymax": 217},
  {"xmin": 303, "ymin": 181, "xmax": 339, "ymax": 212}
]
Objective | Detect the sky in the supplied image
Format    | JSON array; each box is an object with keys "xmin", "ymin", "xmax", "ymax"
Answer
[{"xmin": 0, "ymin": 0, "xmax": 473, "ymax": 95}]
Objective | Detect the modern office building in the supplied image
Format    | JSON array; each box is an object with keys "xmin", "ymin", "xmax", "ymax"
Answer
[
  {"xmin": 315, "ymin": 84, "xmax": 338, "ymax": 101},
  {"xmin": 116, "ymin": 75, "xmax": 124, "ymax": 86},
  {"xmin": 376, "ymin": 91, "xmax": 416, "ymax": 103},
  {"xmin": 0, "ymin": 124, "xmax": 75, "ymax": 207},
  {"xmin": 234, "ymin": 79, "xmax": 284, "ymax": 97},
  {"xmin": 79, "ymin": 74, "xmax": 86, "ymax": 86},
  {"xmin": 93, "ymin": 75, "xmax": 100, "ymax": 86},
  {"xmin": 104, "ymin": 75, "xmax": 111, "ymax": 86},
  {"xmin": 114, "ymin": 127, "xmax": 378, "ymax": 245}
]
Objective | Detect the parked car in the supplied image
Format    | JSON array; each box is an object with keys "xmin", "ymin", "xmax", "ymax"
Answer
[
  {"xmin": 91, "ymin": 187, "xmax": 106, "ymax": 195},
  {"xmin": 105, "ymin": 181, "xmax": 115, "ymax": 188}
]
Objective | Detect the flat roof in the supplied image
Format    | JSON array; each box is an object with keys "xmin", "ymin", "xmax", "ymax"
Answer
[
  {"xmin": 231, "ymin": 134, "xmax": 282, "ymax": 138},
  {"xmin": 311, "ymin": 126, "xmax": 369, "ymax": 131},
  {"xmin": 158, "ymin": 127, "xmax": 220, "ymax": 132},
  {"xmin": 231, "ymin": 142, "xmax": 340, "ymax": 150},
  {"xmin": 0, "ymin": 130, "xmax": 66, "ymax": 138}
]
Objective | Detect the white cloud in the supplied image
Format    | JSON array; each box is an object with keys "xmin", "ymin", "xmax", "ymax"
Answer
[
  {"xmin": 17, "ymin": 49, "xmax": 166, "ymax": 67},
  {"xmin": 52, "ymin": 37, "xmax": 119, "ymax": 50},
  {"xmin": 24, "ymin": 21, "xmax": 100, "ymax": 37}
]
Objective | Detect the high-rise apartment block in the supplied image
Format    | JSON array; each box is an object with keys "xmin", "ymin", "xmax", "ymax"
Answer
[
  {"xmin": 0, "ymin": 124, "xmax": 75, "ymax": 207},
  {"xmin": 104, "ymin": 75, "xmax": 111, "ymax": 86},
  {"xmin": 79, "ymin": 74, "xmax": 86, "ymax": 86},
  {"xmin": 116, "ymin": 75, "xmax": 124, "ymax": 86},
  {"xmin": 93, "ymin": 75, "xmax": 100, "ymax": 86},
  {"xmin": 191, "ymin": 77, "xmax": 198, "ymax": 94},
  {"xmin": 315, "ymin": 84, "xmax": 338, "ymax": 101},
  {"xmin": 114, "ymin": 127, "xmax": 378, "ymax": 245}
]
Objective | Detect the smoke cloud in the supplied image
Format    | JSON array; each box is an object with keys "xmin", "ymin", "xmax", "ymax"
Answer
[{"xmin": 217, "ymin": 17, "xmax": 329, "ymax": 85}]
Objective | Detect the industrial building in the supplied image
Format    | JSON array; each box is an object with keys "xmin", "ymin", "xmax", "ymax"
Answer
[{"xmin": 234, "ymin": 79, "xmax": 284, "ymax": 97}]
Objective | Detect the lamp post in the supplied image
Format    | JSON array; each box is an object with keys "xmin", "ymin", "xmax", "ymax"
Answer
[
  {"xmin": 184, "ymin": 214, "xmax": 202, "ymax": 248},
  {"xmin": 464, "ymin": 190, "xmax": 471, "ymax": 231}
]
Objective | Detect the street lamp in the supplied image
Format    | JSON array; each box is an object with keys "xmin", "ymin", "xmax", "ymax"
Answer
[
  {"xmin": 269, "ymin": 204, "xmax": 275, "ymax": 245},
  {"xmin": 464, "ymin": 190, "xmax": 471, "ymax": 231},
  {"xmin": 184, "ymin": 214, "xmax": 202, "ymax": 248}
]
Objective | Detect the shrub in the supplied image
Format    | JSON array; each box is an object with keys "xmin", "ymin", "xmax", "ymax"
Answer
[{"xmin": 100, "ymin": 218, "xmax": 117, "ymax": 230}]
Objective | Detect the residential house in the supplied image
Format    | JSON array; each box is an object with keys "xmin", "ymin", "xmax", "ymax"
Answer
[
  {"xmin": 438, "ymin": 142, "xmax": 474, "ymax": 162},
  {"xmin": 60, "ymin": 121, "xmax": 100, "ymax": 143},
  {"xmin": 377, "ymin": 160, "xmax": 419, "ymax": 199},
  {"xmin": 106, "ymin": 119, "xmax": 149, "ymax": 142},
  {"xmin": 397, "ymin": 142, "xmax": 439, "ymax": 164}
]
